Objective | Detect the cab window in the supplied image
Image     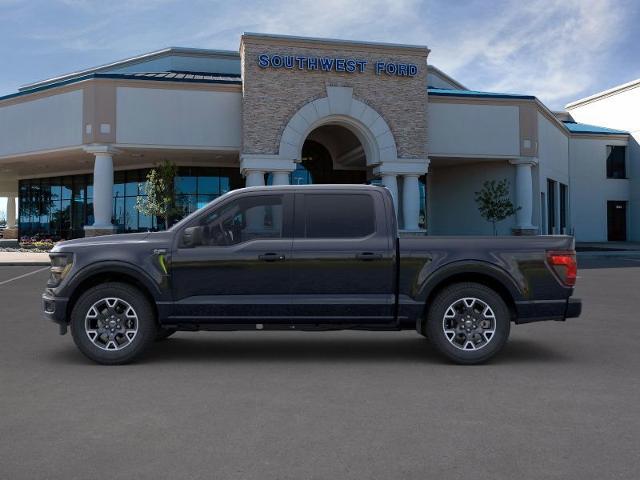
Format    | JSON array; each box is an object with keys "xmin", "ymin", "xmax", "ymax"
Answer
[{"xmin": 197, "ymin": 195, "xmax": 284, "ymax": 246}]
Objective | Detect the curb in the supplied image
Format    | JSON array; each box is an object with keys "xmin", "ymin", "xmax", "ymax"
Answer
[
  {"xmin": 0, "ymin": 262, "xmax": 50, "ymax": 266},
  {"xmin": 577, "ymin": 251, "xmax": 640, "ymax": 257}
]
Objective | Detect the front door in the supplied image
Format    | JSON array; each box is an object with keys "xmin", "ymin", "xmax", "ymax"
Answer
[
  {"xmin": 607, "ymin": 201, "xmax": 627, "ymax": 241},
  {"xmin": 170, "ymin": 192, "xmax": 293, "ymax": 323},
  {"xmin": 288, "ymin": 189, "xmax": 396, "ymax": 323}
]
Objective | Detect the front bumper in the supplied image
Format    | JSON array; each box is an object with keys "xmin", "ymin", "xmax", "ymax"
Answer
[
  {"xmin": 515, "ymin": 297, "xmax": 582, "ymax": 324},
  {"xmin": 42, "ymin": 293, "xmax": 69, "ymax": 334}
]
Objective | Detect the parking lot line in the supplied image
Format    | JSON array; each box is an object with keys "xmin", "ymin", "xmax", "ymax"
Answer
[{"xmin": 0, "ymin": 266, "xmax": 49, "ymax": 287}]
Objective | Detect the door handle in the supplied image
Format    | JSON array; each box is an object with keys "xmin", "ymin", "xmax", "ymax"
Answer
[
  {"xmin": 258, "ymin": 253, "xmax": 286, "ymax": 262},
  {"xmin": 356, "ymin": 252, "xmax": 383, "ymax": 261}
]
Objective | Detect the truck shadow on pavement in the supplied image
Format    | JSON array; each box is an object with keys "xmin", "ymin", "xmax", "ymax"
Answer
[{"xmin": 50, "ymin": 335, "xmax": 569, "ymax": 365}]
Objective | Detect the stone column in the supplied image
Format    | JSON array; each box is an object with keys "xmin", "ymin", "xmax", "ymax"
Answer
[
  {"xmin": 84, "ymin": 145, "xmax": 117, "ymax": 237},
  {"xmin": 373, "ymin": 159, "xmax": 428, "ymax": 232},
  {"xmin": 509, "ymin": 158, "xmax": 538, "ymax": 235},
  {"xmin": 244, "ymin": 170, "xmax": 265, "ymax": 187},
  {"xmin": 381, "ymin": 174, "xmax": 399, "ymax": 218},
  {"xmin": 6, "ymin": 196, "xmax": 16, "ymax": 229},
  {"xmin": 271, "ymin": 171, "xmax": 290, "ymax": 186},
  {"xmin": 402, "ymin": 174, "xmax": 421, "ymax": 231},
  {"xmin": 2, "ymin": 196, "xmax": 18, "ymax": 240}
]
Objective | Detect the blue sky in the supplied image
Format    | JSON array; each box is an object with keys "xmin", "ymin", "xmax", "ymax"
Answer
[
  {"xmin": 1, "ymin": 0, "xmax": 639, "ymax": 217},
  {"xmin": 1, "ymin": 0, "xmax": 639, "ymax": 109}
]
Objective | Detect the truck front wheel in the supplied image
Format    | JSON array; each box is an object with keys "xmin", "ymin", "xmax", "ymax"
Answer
[
  {"xmin": 425, "ymin": 282, "xmax": 510, "ymax": 364},
  {"xmin": 70, "ymin": 282, "xmax": 157, "ymax": 365}
]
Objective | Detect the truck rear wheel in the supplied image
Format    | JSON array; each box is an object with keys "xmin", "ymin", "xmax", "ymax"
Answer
[
  {"xmin": 70, "ymin": 282, "xmax": 157, "ymax": 365},
  {"xmin": 425, "ymin": 282, "xmax": 510, "ymax": 364}
]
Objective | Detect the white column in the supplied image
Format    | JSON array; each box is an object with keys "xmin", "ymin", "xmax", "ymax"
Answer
[
  {"xmin": 402, "ymin": 174, "xmax": 420, "ymax": 231},
  {"xmin": 373, "ymin": 158, "xmax": 429, "ymax": 232},
  {"xmin": 381, "ymin": 174, "xmax": 399, "ymax": 218},
  {"xmin": 245, "ymin": 170, "xmax": 265, "ymax": 187},
  {"xmin": 271, "ymin": 171, "xmax": 290, "ymax": 186},
  {"xmin": 6, "ymin": 196, "xmax": 16, "ymax": 229},
  {"xmin": 92, "ymin": 153, "xmax": 114, "ymax": 228},
  {"xmin": 84, "ymin": 146, "xmax": 117, "ymax": 234},
  {"xmin": 510, "ymin": 158, "xmax": 537, "ymax": 231}
]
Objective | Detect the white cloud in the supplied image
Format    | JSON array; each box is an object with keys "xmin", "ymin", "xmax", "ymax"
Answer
[
  {"xmin": 183, "ymin": 0, "xmax": 632, "ymax": 107},
  {"xmin": 5, "ymin": 0, "xmax": 634, "ymax": 109},
  {"xmin": 425, "ymin": 0, "xmax": 631, "ymax": 108}
]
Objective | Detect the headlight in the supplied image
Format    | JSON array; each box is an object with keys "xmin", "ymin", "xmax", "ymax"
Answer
[{"xmin": 48, "ymin": 253, "xmax": 74, "ymax": 287}]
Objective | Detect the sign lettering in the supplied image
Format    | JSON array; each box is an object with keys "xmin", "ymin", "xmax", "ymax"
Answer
[{"xmin": 257, "ymin": 54, "xmax": 417, "ymax": 77}]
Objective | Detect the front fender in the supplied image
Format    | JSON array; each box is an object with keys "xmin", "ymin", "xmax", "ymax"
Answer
[{"xmin": 59, "ymin": 260, "xmax": 168, "ymax": 301}]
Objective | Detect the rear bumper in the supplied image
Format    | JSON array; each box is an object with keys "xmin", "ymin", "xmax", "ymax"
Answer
[
  {"xmin": 565, "ymin": 298, "xmax": 582, "ymax": 318},
  {"xmin": 515, "ymin": 298, "xmax": 582, "ymax": 324}
]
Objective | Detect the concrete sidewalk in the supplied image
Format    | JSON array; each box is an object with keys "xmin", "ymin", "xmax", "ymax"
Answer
[
  {"xmin": 0, "ymin": 251, "xmax": 50, "ymax": 265},
  {"xmin": 577, "ymin": 242, "xmax": 640, "ymax": 251}
]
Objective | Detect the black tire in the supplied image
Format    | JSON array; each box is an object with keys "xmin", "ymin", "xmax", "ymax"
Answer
[
  {"xmin": 70, "ymin": 282, "xmax": 157, "ymax": 365},
  {"xmin": 156, "ymin": 328, "xmax": 177, "ymax": 341},
  {"xmin": 424, "ymin": 282, "xmax": 510, "ymax": 365}
]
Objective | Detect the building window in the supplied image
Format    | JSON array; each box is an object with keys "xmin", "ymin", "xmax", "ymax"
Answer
[
  {"xmin": 606, "ymin": 146, "xmax": 626, "ymax": 179},
  {"xmin": 547, "ymin": 179, "xmax": 556, "ymax": 235},
  {"xmin": 560, "ymin": 183, "xmax": 568, "ymax": 234},
  {"xmin": 19, "ymin": 167, "xmax": 242, "ymax": 240}
]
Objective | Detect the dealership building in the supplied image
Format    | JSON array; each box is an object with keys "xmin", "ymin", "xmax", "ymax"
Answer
[{"xmin": 0, "ymin": 33, "xmax": 636, "ymax": 241}]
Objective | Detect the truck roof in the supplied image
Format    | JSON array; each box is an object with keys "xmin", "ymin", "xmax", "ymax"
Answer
[{"xmin": 237, "ymin": 184, "xmax": 386, "ymax": 193}]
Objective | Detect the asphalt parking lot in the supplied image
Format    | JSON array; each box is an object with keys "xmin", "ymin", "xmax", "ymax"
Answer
[{"xmin": 1, "ymin": 256, "xmax": 639, "ymax": 480}]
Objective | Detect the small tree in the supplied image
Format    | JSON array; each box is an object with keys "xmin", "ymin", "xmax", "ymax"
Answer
[
  {"xmin": 474, "ymin": 179, "xmax": 520, "ymax": 235},
  {"xmin": 136, "ymin": 160, "xmax": 179, "ymax": 229}
]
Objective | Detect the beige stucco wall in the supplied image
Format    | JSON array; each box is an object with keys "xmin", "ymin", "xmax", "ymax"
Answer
[
  {"xmin": 429, "ymin": 161, "xmax": 517, "ymax": 235},
  {"xmin": 0, "ymin": 90, "xmax": 83, "ymax": 157},
  {"xmin": 427, "ymin": 102, "xmax": 520, "ymax": 157},
  {"xmin": 116, "ymin": 86, "xmax": 242, "ymax": 148},
  {"xmin": 240, "ymin": 35, "xmax": 429, "ymax": 160}
]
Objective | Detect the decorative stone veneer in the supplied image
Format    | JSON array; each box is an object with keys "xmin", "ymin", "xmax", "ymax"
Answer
[{"xmin": 240, "ymin": 34, "xmax": 429, "ymax": 161}]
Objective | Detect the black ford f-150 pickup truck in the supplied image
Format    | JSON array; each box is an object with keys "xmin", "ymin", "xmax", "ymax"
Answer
[{"xmin": 43, "ymin": 184, "xmax": 581, "ymax": 365}]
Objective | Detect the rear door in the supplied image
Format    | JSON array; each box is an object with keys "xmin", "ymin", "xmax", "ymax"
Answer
[{"xmin": 288, "ymin": 189, "xmax": 396, "ymax": 323}]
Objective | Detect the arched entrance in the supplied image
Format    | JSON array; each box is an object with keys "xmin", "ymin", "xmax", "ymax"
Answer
[
  {"xmin": 242, "ymin": 86, "xmax": 429, "ymax": 231},
  {"xmin": 289, "ymin": 124, "xmax": 368, "ymax": 186}
]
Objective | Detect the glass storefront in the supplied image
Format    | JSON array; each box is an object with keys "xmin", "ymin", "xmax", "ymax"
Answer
[
  {"xmin": 19, "ymin": 167, "xmax": 243, "ymax": 240},
  {"xmin": 19, "ymin": 164, "xmax": 426, "ymax": 239}
]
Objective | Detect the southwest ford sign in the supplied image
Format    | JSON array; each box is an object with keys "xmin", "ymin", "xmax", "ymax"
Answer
[{"xmin": 257, "ymin": 54, "xmax": 418, "ymax": 77}]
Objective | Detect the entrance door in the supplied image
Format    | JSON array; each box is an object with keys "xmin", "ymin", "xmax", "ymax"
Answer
[
  {"xmin": 170, "ymin": 192, "xmax": 294, "ymax": 323},
  {"xmin": 607, "ymin": 201, "xmax": 627, "ymax": 241}
]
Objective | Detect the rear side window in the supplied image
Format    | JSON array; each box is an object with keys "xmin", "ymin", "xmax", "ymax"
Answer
[{"xmin": 303, "ymin": 194, "xmax": 375, "ymax": 238}]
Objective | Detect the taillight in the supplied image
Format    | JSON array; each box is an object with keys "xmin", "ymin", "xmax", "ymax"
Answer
[{"xmin": 546, "ymin": 251, "xmax": 577, "ymax": 287}]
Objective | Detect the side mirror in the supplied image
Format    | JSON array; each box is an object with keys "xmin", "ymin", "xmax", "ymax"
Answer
[{"xmin": 181, "ymin": 226, "xmax": 202, "ymax": 248}]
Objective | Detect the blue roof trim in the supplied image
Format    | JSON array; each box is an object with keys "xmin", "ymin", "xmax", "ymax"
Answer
[
  {"xmin": 562, "ymin": 121, "xmax": 628, "ymax": 135},
  {"xmin": 427, "ymin": 87, "xmax": 536, "ymax": 100},
  {"xmin": 0, "ymin": 72, "xmax": 242, "ymax": 102}
]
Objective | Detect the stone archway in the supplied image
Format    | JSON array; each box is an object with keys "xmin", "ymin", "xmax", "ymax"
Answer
[
  {"xmin": 278, "ymin": 86, "xmax": 398, "ymax": 166},
  {"xmin": 240, "ymin": 85, "xmax": 429, "ymax": 231}
]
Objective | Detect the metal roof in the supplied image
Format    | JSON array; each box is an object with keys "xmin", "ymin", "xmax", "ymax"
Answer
[
  {"xmin": 0, "ymin": 71, "xmax": 241, "ymax": 103},
  {"xmin": 562, "ymin": 121, "xmax": 628, "ymax": 135},
  {"xmin": 121, "ymin": 71, "xmax": 241, "ymax": 82},
  {"xmin": 427, "ymin": 87, "xmax": 535, "ymax": 100},
  {"xmin": 19, "ymin": 47, "xmax": 240, "ymax": 92}
]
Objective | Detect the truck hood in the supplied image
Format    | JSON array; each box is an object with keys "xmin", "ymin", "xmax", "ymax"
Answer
[{"xmin": 51, "ymin": 231, "xmax": 173, "ymax": 252}]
